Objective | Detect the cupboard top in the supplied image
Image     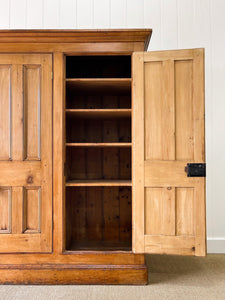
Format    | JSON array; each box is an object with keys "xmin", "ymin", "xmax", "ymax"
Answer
[{"xmin": 0, "ymin": 29, "xmax": 152, "ymax": 51}]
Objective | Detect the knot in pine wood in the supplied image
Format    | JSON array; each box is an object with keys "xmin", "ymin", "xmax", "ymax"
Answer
[{"xmin": 27, "ymin": 175, "xmax": 33, "ymax": 184}]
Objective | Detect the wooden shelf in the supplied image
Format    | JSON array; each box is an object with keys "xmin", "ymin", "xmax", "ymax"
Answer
[
  {"xmin": 66, "ymin": 109, "xmax": 131, "ymax": 118},
  {"xmin": 66, "ymin": 180, "xmax": 132, "ymax": 187},
  {"xmin": 66, "ymin": 78, "xmax": 131, "ymax": 93},
  {"xmin": 66, "ymin": 241, "xmax": 132, "ymax": 252},
  {"xmin": 66, "ymin": 143, "xmax": 132, "ymax": 147}
]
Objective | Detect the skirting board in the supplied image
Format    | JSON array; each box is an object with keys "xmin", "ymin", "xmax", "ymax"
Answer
[
  {"xmin": 0, "ymin": 264, "xmax": 148, "ymax": 285},
  {"xmin": 207, "ymin": 238, "xmax": 225, "ymax": 253}
]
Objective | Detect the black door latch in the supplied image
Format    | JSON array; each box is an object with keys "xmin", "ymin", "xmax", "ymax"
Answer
[{"xmin": 185, "ymin": 163, "xmax": 206, "ymax": 177}]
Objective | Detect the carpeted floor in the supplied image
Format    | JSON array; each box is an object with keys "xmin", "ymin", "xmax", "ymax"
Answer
[{"xmin": 0, "ymin": 254, "xmax": 224, "ymax": 300}]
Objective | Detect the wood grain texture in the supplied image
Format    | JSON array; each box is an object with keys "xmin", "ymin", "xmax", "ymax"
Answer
[
  {"xmin": 0, "ymin": 54, "xmax": 52, "ymax": 253},
  {"xmin": 11, "ymin": 64, "xmax": 23, "ymax": 161},
  {"xmin": 66, "ymin": 187, "xmax": 132, "ymax": 251},
  {"xmin": 103, "ymin": 187, "xmax": 120, "ymax": 242},
  {"xmin": 0, "ymin": 30, "xmax": 152, "ymax": 48},
  {"xmin": 145, "ymin": 187, "xmax": 175, "ymax": 236},
  {"xmin": 176, "ymin": 188, "xmax": 194, "ymax": 236},
  {"xmin": 144, "ymin": 59, "xmax": 175, "ymax": 160},
  {"xmin": 66, "ymin": 109, "xmax": 131, "ymax": 118},
  {"xmin": 0, "ymin": 161, "xmax": 41, "ymax": 186},
  {"xmin": 0, "ymin": 42, "xmax": 145, "ymax": 53},
  {"xmin": 23, "ymin": 187, "xmax": 41, "ymax": 233},
  {"xmin": 86, "ymin": 187, "xmax": 103, "ymax": 241},
  {"xmin": 133, "ymin": 49, "xmax": 205, "ymax": 256},
  {"xmin": 175, "ymin": 60, "xmax": 194, "ymax": 160},
  {"xmin": 0, "ymin": 66, "xmax": 11, "ymax": 160},
  {"xmin": 0, "ymin": 252, "xmax": 145, "ymax": 265},
  {"xmin": 144, "ymin": 235, "xmax": 195, "ymax": 255},
  {"xmin": 0, "ymin": 187, "xmax": 11, "ymax": 233},
  {"xmin": 132, "ymin": 52, "xmax": 144, "ymax": 253},
  {"xmin": 66, "ymin": 78, "xmax": 131, "ymax": 94},
  {"xmin": 23, "ymin": 65, "xmax": 41, "ymax": 160},
  {"xmin": 193, "ymin": 49, "xmax": 206, "ymax": 256},
  {"xmin": 11, "ymin": 187, "xmax": 23, "ymax": 234},
  {"xmin": 0, "ymin": 30, "xmax": 150, "ymax": 285},
  {"xmin": 53, "ymin": 52, "xmax": 64, "ymax": 254},
  {"xmin": 0, "ymin": 264, "xmax": 147, "ymax": 285},
  {"xmin": 66, "ymin": 180, "xmax": 132, "ymax": 187},
  {"xmin": 144, "ymin": 160, "xmax": 196, "ymax": 187},
  {"xmin": 119, "ymin": 187, "xmax": 132, "ymax": 243}
]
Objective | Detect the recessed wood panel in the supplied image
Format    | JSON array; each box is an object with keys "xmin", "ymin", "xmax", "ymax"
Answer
[
  {"xmin": 145, "ymin": 187, "xmax": 195, "ymax": 237},
  {"xmin": 0, "ymin": 187, "xmax": 11, "ymax": 233},
  {"xmin": 0, "ymin": 66, "xmax": 11, "ymax": 160},
  {"xmin": 145, "ymin": 187, "xmax": 175, "ymax": 236},
  {"xmin": 144, "ymin": 62, "xmax": 162, "ymax": 160},
  {"xmin": 175, "ymin": 60, "xmax": 194, "ymax": 160},
  {"xmin": 23, "ymin": 65, "xmax": 41, "ymax": 160},
  {"xmin": 23, "ymin": 187, "xmax": 41, "ymax": 233},
  {"xmin": 144, "ymin": 61, "xmax": 175, "ymax": 160},
  {"xmin": 176, "ymin": 188, "xmax": 194, "ymax": 236}
]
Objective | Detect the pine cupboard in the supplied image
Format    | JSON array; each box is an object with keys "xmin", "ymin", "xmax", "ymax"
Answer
[{"xmin": 0, "ymin": 30, "xmax": 206, "ymax": 285}]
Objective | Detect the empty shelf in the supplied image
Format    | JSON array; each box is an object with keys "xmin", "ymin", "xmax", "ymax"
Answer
[
  {"xmin": 66, "ymin": 180, "xmax": 132, "ymax": 187},
  {"xmin": 65, "ymin": 241, "xmax": 132, "ymax": 252},
  {"xmin": 66, "ymin": 78, "xmax": 131, "ymax": 93},
  {"xmin": 66, "ymin": 109, "xmax": 131, "ymax": 118},
  {"xmin": 66, "ymin": 143, "xmax": 132, "ymax": 147}
]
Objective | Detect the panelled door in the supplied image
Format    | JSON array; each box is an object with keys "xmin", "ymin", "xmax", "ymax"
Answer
[
  {"xmin": 0, "ymin": 54, "xmax": 52, "ymax": 252},
  {"xmin": 133, "ymin": 49, "xmax": 206, "ymax": 256}
]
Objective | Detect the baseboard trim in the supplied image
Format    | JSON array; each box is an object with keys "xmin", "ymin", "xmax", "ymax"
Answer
[
  {"xmin": 207, "ymin": 238, "xmax": 225, "ymax": 253},
  {"xmin": 0, "ymin": 264, "xmax": 148, "ymax": 285}
]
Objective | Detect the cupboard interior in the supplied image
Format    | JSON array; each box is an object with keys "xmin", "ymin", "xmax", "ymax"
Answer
[
  {"xmin": 66, "ymin": 147, "xmax": 131, "ymax": 181},
  {"xmin": 66, "ymin": 117, "xmax": 131, "ymax": 143},
  {"xmin": 66, "ymin": 86, "xmax": 131, "ymax": 109},
  {"xmin": 66, "ymin": 187, "xmax": 132, "ymax": 251},
  {"xmin": 65, "ymin": 55, "xmax": 132, "ymax": 251},
  {"xmin": 66, "ymin": 55, "xmax": 131, "ymax": 78}
]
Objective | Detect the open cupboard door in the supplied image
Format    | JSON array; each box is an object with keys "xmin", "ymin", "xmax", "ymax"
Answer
[
  {"xmin": 132, "ymin": 49, "xmax": 206, "ymax": 256},
  {"xmin": 0, "ymin": 54, "xmax": 52, "ymax": 252}
]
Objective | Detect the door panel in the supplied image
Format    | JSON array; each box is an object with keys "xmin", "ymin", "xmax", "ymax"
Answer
[
  {"xmin": 132, "ymin": 49, "xmax": 205, "ymax": 256},
  {"xmin": 0, "ymin": 66, "xmax": 11, "ymax": 160},
  {"xmin": 23, "ymin": 65, "xmax": 41, "ymax": 160},
  {"xmin": 0, "ymin": 54, "xmax": 52, "ymax": 253},
  {"xmin": 0, "ymin": 187, "xmax": 11, "ymax": 233}
]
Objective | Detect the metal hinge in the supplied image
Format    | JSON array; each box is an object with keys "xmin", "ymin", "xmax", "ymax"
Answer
[{"xmin": 185, "ymin": 163, "xmax": 206, "ymax": 177}]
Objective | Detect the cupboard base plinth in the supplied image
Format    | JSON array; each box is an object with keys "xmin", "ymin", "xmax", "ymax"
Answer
[{"xmin": 0, "ymin": 264, "xmax": 148, "ymax": 285}]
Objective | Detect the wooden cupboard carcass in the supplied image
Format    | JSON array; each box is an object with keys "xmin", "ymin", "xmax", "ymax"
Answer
[{"xmin": 0, "ymin": 30, "xmax": 206, "ymax": 284}]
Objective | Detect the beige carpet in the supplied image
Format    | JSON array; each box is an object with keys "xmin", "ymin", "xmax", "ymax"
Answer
[{"xmin": 0, "ymin": 254, "xmax": 224, "ymax": 300}]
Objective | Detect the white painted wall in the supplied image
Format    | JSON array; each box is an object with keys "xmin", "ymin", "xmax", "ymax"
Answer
[{"xmin": 0, "ymin": 0, "xmax": 224, "ymax": 253}]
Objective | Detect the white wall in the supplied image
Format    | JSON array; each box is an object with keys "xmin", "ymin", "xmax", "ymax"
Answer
[{"xmin": 0, "ymin": 0, "xmax": 224, "ymax": 253}]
